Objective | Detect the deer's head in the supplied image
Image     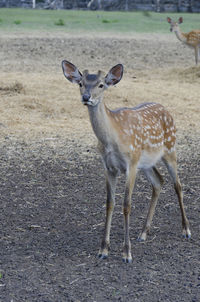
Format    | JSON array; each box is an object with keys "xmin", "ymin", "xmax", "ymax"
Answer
[
  {"xmin": 62, "ymin": 61, "xmax": 123, "ymax": 107},
  {"xmin": 167, "ymin": 17, "xmax": 183, "ymax": 32}
]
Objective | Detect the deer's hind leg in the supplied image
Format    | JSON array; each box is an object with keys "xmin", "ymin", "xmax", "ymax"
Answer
[
  {"xmin": 138, "ymin": 167, "xmax": 164, "ymax": 242},
  {"xmin": 162, "ymin": 151, "xmax": 191, "ymax": 239}
]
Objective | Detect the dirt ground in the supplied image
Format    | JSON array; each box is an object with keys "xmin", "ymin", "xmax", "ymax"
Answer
[{"xmin": 0, "ymin": 31, "xmax": 200, "ymax": 301}]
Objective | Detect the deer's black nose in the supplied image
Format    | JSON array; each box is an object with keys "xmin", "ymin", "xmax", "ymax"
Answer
[{"xmin": 82, "ymin": 94, "xmax": 91, "ymax": 103}]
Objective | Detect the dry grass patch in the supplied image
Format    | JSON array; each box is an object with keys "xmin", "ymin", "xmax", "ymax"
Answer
[
  {"xmin": 0, "ymin": 33, "xmax": 199, "ymax": 144},
  {"xmin": 0, "ymin": 66, "xmax": 199, "ymax": 143},
  {"xmin": 0, "ymin": 81, "xmax": 25, "ymax": 95}
]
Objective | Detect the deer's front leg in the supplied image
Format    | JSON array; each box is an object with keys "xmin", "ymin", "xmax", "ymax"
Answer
[
  {"xmin": 98, "ymin": 170, "xmax": 117, "ymax": 260},
  {"xmin": 122, "ymin": 165, "xmax": 137, "ymax": 263}
]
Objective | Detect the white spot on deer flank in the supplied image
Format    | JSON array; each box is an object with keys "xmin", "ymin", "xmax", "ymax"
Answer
[{"xmin": 123, "ymin": 129, "xmax": 130, "ymax": 135}]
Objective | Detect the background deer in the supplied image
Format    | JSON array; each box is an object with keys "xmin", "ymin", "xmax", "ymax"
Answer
[
  {"xmin": 62, "ymin": 61, "xmax": 191, "ymax": 263},
  {"xmin": 167, "ymin": 16, "xmax": 200, "ymax": 65}
]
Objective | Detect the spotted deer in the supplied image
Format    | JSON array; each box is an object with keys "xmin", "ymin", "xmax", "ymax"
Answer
[
  {"xmin": 62, "ymin": 61, "xmax": 191, "ymax": 263},
  {"xmin": 167, "ymin": 16, "xmax": 200, "ymax": 65}
]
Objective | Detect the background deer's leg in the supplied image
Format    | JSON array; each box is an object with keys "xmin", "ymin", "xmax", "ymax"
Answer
[
  {"xmin": 138, "ymin": 167, "xmax": 164, "ymax": 241},
  {"xmin": 162, "ymin": 152, "xmax": 191, "ymax": 238},
  {"xmin": 98, "ymin": 170, "xmax": 117, "ymax": 259},
  {"xmin": 122, "ymin": 164, "xmax": 137, "ymax": 263},
  {"xmin": 194, "ymin": 46, "xmax": 199, "ymax": 65}
]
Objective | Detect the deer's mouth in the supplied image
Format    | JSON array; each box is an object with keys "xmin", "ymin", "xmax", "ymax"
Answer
[
  {"xmin": 82, "ymin": 100, "xmax": 89, "ymax": 105},
  {"xmin": 82, "ymin": 97, "xmax": 100, "ymax": 107}
]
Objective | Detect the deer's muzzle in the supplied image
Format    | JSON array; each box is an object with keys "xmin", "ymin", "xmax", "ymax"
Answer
[{"xmin": 82, "ymin": 93, "xmax": 91, "ymax": 105}]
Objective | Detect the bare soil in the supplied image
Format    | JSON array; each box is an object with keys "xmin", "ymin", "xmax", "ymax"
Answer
[{"xmin": 0, "ymin": 31, "xmax": 199, "ymax": 302}]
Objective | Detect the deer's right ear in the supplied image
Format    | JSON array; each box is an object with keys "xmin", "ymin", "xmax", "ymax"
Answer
[
  {"xmin": 167, "ymin": 17, "xmax": 171, "ymax": 23},
  {"xmin": 62, "ymin": 60, "xmax": 82, "ymax": 84},
  {"xmin": 178, "ymin": 17, "xmax": 183, "ymax": 24}
]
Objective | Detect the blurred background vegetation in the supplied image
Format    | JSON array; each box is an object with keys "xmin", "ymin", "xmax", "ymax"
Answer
[{"xmin": 0, "ymin": 8, "xmax": 199, "ymax": 34}]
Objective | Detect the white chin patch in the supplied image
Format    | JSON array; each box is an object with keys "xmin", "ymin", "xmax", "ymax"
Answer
[{"xmin": 85, "ymin": 98, "xmax": 99, "ymax": 106}]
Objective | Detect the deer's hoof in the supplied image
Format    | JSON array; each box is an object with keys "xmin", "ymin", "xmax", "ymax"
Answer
[
  {"xmin": 98, "ymin": 249, "xmax": 108, "ymax": 260},
  {"xmin": 98, "ymin": 253, "xmax": 108, "ymax": 260},
  {"xmin": 137, "ymin": 236, "xmax": 145, "ymax": 242},
  {"xmin": 182, "ymin": 228, "xmax": 191, "ymax": 239},
  {"xmin": 122, "ymin": 256, "xmax": 132, "ymax": 264},
  {"xmin": 137, "ymin": 231, "xmax": 147, "ymax": 242}
]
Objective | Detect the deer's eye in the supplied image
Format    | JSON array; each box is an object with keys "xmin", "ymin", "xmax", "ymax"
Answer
[
  {"xmin": 99, "ymin": 84, "xmax": 104, "ymax": 88},
  {"xmin": 79, "ymin": 83, "xmax": 83, "ymax": 88}
]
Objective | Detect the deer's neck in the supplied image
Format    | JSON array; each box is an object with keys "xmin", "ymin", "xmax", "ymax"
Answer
[
  {"xmin": 174, "ymin": 27, "xmax": 187, "ymax": 43},
  {"xmin": 87, "ymin": 101, "xmax": 115, "ymax": 147}
]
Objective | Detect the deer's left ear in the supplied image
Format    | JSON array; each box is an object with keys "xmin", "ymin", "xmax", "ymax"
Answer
[
  {"xmin": 167, "ymin": 17, "xmax": 171, "ymax": 23},
  {"xmin": 62, "ymin": 60, "xmax": 82, "ymax": 84},
  {"xmin": 105, "ymin": 64, "xmax": 123, "ymax": 86}
]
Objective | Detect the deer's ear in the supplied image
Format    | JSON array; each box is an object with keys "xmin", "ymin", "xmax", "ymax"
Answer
[
  {"xmin": 105, "ymin": 64, "xmax": 123, "ymax": 87},
  {"xmin": 167, "ymin": 17, "xmax": 171, "ymax": 23},
  {"xmin": 178, "ymin": 17, "xmax": 183, "ymax": 24},
  {"xmin": 62, "ymin": 60, "xmax": 82, "ymax": 84}
]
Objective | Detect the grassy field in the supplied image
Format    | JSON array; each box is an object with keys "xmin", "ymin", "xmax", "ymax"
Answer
[{"xmin": 0, "ymin": 8, "xmax": 200, "ymax": 34}]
